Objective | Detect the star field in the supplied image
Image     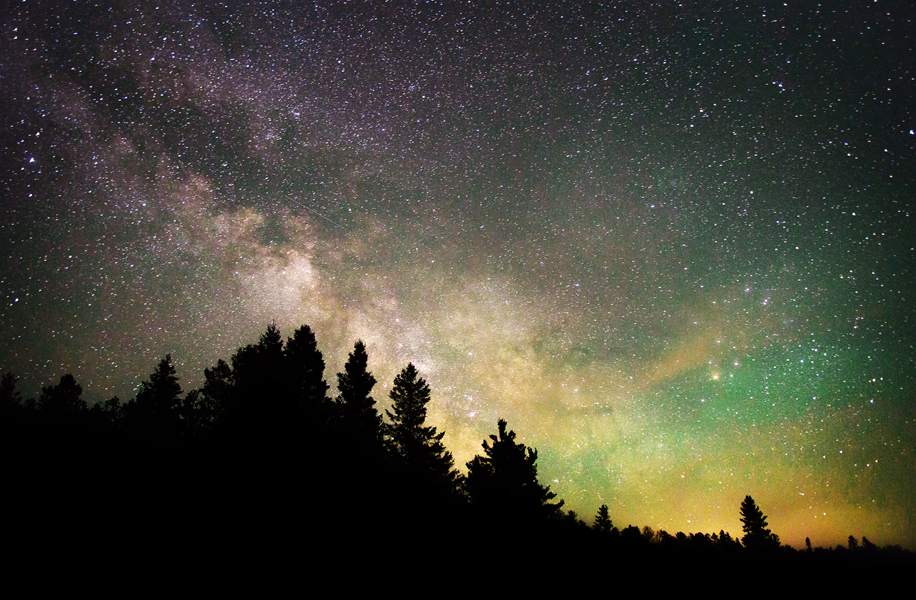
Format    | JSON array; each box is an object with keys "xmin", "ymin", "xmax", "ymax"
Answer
[{"xmin": 1, "ymin": 1, "xmax": 914, "ymax": 548}]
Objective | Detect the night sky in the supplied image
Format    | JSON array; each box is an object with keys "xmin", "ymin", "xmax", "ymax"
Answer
[{"xmin": 2, "ymin": 1, "xmax": 914, "ymax": 548}]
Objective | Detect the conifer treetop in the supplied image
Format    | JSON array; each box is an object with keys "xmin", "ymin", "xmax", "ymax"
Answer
[{"xmin": 385, "ymin": 363, "xmax": 458, "ymax": 487}]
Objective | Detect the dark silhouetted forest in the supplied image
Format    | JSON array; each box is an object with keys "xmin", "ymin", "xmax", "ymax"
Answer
[{"xmin": 2, "ymin": 324, "xmax": 912, "ymax": 586}]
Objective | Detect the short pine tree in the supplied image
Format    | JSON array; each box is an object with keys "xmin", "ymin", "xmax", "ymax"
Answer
[
  {"xmin": 39, "ymin": 374, "xmax": 86, "ymax": 414},
  {"xmin": 1, "ymin": 372, "xmax": 22, "ymax": 410},
  {"xmin": 466, "ymin": 419, "xmax": 563, "ymax": 521},
  {"xmin": 594, "ymin": 504, "xmax": 614, "ymax": 535},
  {"xmin": 136, "ymin": 355, "xmax": 182, "ymax": 419},
  {"xmin": 131, "ymin": 355, "xmax": 183, "ymax": 434}
]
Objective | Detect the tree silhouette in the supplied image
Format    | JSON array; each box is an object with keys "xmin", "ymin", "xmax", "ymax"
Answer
[
  {"xmin": 563, "ymin": 509, "xmax": 588, "ymax": 531},
  {"xmin": 180, "ymin": 389, "xmax": 214, "ymax": 438},
  {"xmin": 1, "ymin": 372, "xmax": 22, "ymax": 410},
  {"xmin": 715, "ymin": 530, "xmax": 740, "ymax": 551},
  {"xmin": 90, "ymin": 396, "xmax": 124, "ymax": 427},
  {"xmin": 594, "ymin": 504, "xmax": 615, "ymax": 535},
  {"xmin": 285, "ymin": 324, "xmax": 331, "ymax": 421},
  {"xmin": 134, "ymin": 355, "xmax": 182, "ymax": 425},
  {"xmin": 336, "ymin": 341, "xmax": 381, "ymax": 453},
  {"xmin": 198, "ymin": 358, "xmax": 233, "ymax": 426},
  {"xmin": 643, "ymin": 525, "xmax": 657, "ymax": 543},
  {"xmin": 466, "ymin": 419, "xmax": 563, "ymax": 522},
  {"xmin": 229, "ymin": 323, "xmax": 289, "ymax": 429},
  {"xmin": 39, "ymin": 374, "xmax": 86, "ymax": 414},
  {"xmin": 621, "ymin": 524, "xmax": 649, "ymax": 547},
  {"xmin": 739, "ymin": 495, "xmax": 779, "ymax": 550},
  {"xmin": 7, "ymin": 321, "xmax": 916, "ymax": 572},
  {"xmin": 384, "ymin": 363, "xmax": 459, "ymax": 492}
]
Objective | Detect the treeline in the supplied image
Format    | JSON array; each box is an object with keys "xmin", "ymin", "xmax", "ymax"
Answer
[{"xmin": 1, "ymin": 324, "xmax": 912, "ymax": 581}]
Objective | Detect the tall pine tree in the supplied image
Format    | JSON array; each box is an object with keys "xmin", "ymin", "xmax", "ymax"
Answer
[
  {"xmin": 336, "ymin": 341, "xmax": 381, "ymax": 454},
  {"xmin": 384, "ymin": 363, "xmax": 459, "ymax": 492},
  {"xmin": 285, "ymin": 324, "xmax": 331, "ymax": 420},
  {"xmin": 231, "ymin": 323, "xmax": 286, "ymax": 424}
]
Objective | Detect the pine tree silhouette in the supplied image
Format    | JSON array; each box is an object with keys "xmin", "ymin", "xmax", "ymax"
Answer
[
  {"xmin": 231, "ymin": 323, "xmax": 287, "ymax": 425},
  {"xmin": 466, "ymin": 419, "xmax": 563, "ymax": 522},
  {"xmin": 594, "ymin": 504, "xmax": 614, "ymax": 535},
  {"xmin": 135, "ymin": 355, "xmax": 182, "ymax": 421},
  {"xmin": 384, "ymin": 363, "xmax": 459, "ymax": 492},
  {"xmin": 0, "ymin": 372, "xmax": 22, "ymax": 411},
  {"xmin": 285, "ymin": 324, "xmax": 331, "ymax": 421},
  {"xmin": 91, "ymin": 396, "xmax": 124, "ymax": 427},
  {"xmin": 336, "ymin": 341, "xmax": 381, "ymax": 453},
  {"xmin": 199, "ymin": 358, "xmax": 233, "ymax": 426},
  {"xmin": 739, "ymin": 495, "xmax": 779, "ymax": 550},
  {"xmin": 39, "ymin": 374, "xmax": 86, "ymax": 414}
]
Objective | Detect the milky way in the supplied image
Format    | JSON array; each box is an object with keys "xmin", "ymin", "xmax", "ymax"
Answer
[{"xmin": 1, "ymin": 2, "xmax": 914, "ymax": 548}]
